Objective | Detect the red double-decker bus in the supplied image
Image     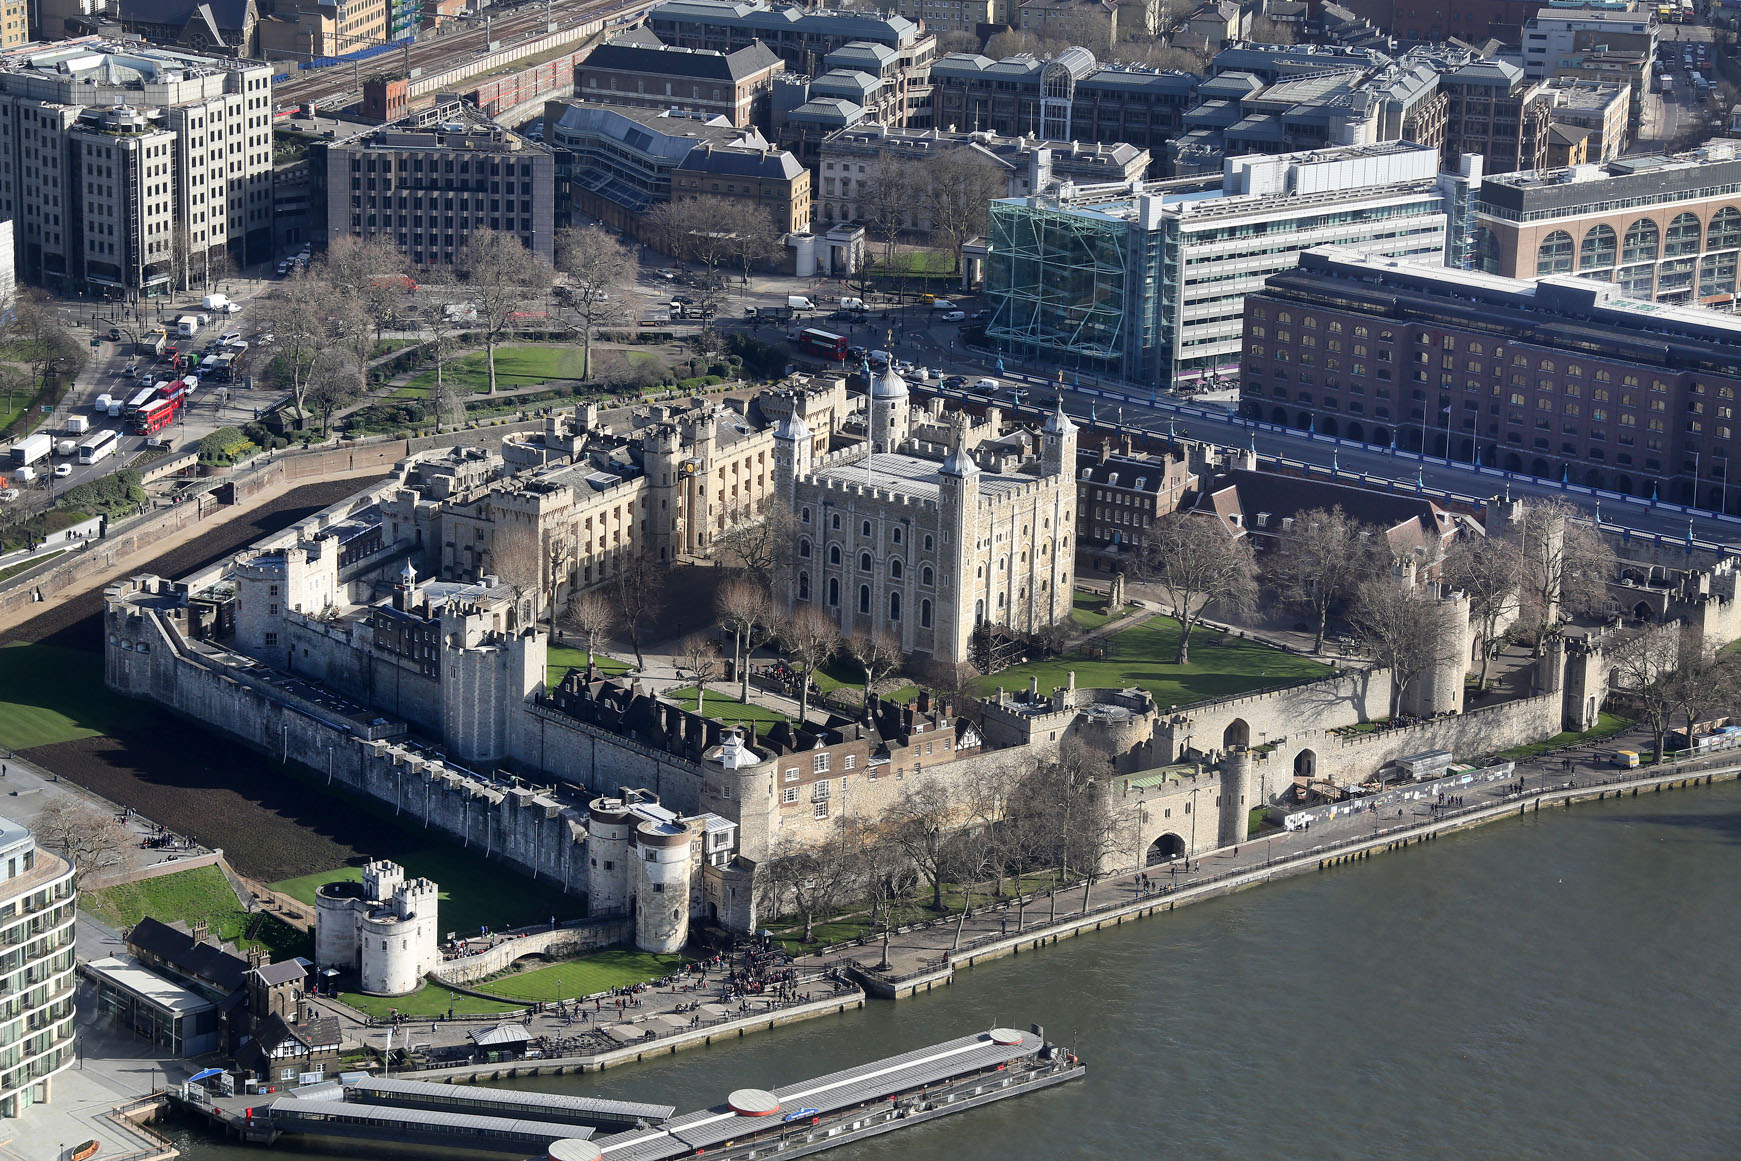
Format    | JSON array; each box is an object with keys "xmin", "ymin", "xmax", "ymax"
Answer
[
  {"xmin": 797, "ymin": 327, "xmax": 848, "ymax": 361},
  {"xmin": 132, "ymin": 396, "xmax": 180, "ymax": 435}
]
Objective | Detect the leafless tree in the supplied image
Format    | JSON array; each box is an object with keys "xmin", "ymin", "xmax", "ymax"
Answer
[
  {"xmin": 607, "ymin": 547, "xmax": 666, "ymax": 670},
  {"xmin": 255, "ymin": 272, "xmax": 331, "ymax": 421},
  {"xmin": 569, "ymin": 590, "xmax": 615, "ymax": 669},
  {"xmin": 781, "ymin": 605, "xmax": 842, "ymax": 722},
  {"xmin": 717, "ymin": 577, "xmax": 774, "ymax": 703},
  {"xmin": 1265, "ymin": 506, "xmax": 1387, "ymax": 654},
  {"xmin": 756, "ymin": 836, "xmax": 859, "ymax": 944},
  {"xmin": 848, "ymin": 629, "xmax": 905, "ymax": 715},
  {"xmin": 489, "ymin": 520, "xmax": 545, "ymax": 629},
  {"xmin": 1349, "ymin": 578, "xmax": 1458, "ymax": 718},
  {"xmin": 961, "ymin": 762, "xmax": 1025, "ymax": 898},
  {"xmin": 1132, "ymin": 514, "xmax": 1259, "ymax": 663},
  {"xmin": 646, "ymin": 197, "xmax": 744, "ymax": 275},
  {"xmin": 678, "ymin": 632, "xmax": 723, "ymax": 717},
  {"xmin": 1247, "ymin": 15, "xmax": 1298, "ymax": 43},
  {"xmin": 304, "ymin": 348, "xmax": 364, "ymax": 436},
  {"xmin": 714, "ymin": 503, "xmax": 800, "ymax": 603},
  {"xmin": 1443, "ymin": 536, "xmax": 1519, "ymax": 692},
  {"xmin": 555, "ymin": 225, "xmax": 636, "ymax": 379},
  {"xmin": 858, "ymin": 158, "xmax": 919, "ymax": 266},
  {"xmin": 1608, "ymin": 630, "xmax": 1680, "ymax": 762},
  {"xmin": 985, "ymin": 28, "xmax": 1072, "ymax": 58},
  {"xmin": 885, "ymin": 781, "xmax": 958, "ymax": 911},
  {"xmin": 1666, "ymin": 628, "xmax": 1741, "ymax": 749},
  {"xmin": 323, "ymin": 234, "xmax": 412, "ymax": 352},
  {"xmin": 919, "ymin": 657, "xmax": 981, "ymax": 715},
  {"xmin": 455, "ymin": 228, "xmax": 554, "ymax": 395},
  {"xmin": 920, "ymin": 149, "xmax": 1008, "ymax": 273},
  {"xmin": 31, "ymin": 799, "xmax": 128, "ymax": 887},
  {"xmin": 715, "ymin": 200, "xmax": 785, "ymax": 289},
  {"xmin": 1008, "ymin": 746, "xmax": 1122, "ymax": 921},
  {"xmin": 1511, "ymin": 499, "xmax": 1616, "ymax": 656}
]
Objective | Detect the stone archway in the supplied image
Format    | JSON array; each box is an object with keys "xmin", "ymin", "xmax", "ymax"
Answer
[
  {"xmin": 1293, "ymin": 748, "xmax": 1317, "ymax": 780},
  {"xmin": 1222, "ymin": 718, "xmax": 1250, "ymax": 750},
  {"xmin": 1146, "ymin": 834, "xmax": 1186, "ymax": 866}
]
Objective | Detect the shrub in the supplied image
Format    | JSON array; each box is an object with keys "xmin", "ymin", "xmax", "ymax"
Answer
[
  {"xmin": 726, "ymin": 332, "xmax": 787, "ymax": 379},
  {"xmin": 59, "ymin": 468, "xmax": 145, "ymax": 516},
  {"xmin": 198, "ymin": 426, "xmax": 254, "ymax": 464}
]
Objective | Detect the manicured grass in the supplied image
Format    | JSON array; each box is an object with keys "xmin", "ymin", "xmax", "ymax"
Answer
[
  {"xmin": 1070, "ymin": 589, "xmax": 1125, "ymax": 632},
  {"xmin": 666, "ymin": 687, "xmax": 792, "ymax": 726},
  {"xmin": 545, "ymin": 644, "xmax": 631, "ymax": 687},
  {"xmin": 481, "ymin": 949, "xmax": 687, "ymax": 1002},
  {"xmin": 339, "ymin": 982, "xmax": 521, "ymax": 1020},
  {"xmin": 272, "ymin": 841, "xmax": 580, "ymax": 942},
  {"xmin": 977, "ymin": 615, "xmax": 1325, "ymax": 709},
  {"xmin": 0, "ymin": 548, "xmax": 68, "ymax": 584},
  {"xmin": 83, "ymin": 864, "xmax": 311, "ymax": 961},
  {"xmin": 1494, "ymin": 711, "xmax": 1635, "ymax": 761},
  {"xmin": 396, "ymin": 346, "xmax": 659, "ymax": 398},
  {"xmin": 0, "ymin": 642, "xmax": 154, "ymax": 751}
]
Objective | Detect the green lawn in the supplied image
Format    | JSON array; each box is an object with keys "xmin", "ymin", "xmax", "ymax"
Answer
[
  {"xmin": 0, "ymin": 642, "xmax": 154, "ymax": 751},
  {"xmin": 1495, "ymin": 711, "xmax": 1635, "ymax": 761},
  {"xmin": 666, "ymin": 687, "xmax": 792, "ymax": 726},
  {"xmin": 0, "ymin": 548, "xmax": 68, "ymax": 584},
  {"xmin": 1070, "ymin": 589, "xmax": 1126, "ymax": 632},
  {"xmin": 545, "ymin": 644, "xmax": 631, "ymax": 687},
  {"xmin": 395, "ymin": 346, "xmax": 658, "ymax": 399},
  {"xmin": 978, "ymin": 615, "xmax": 1325, "ymax": 709},
  {"xmin": 340, "ymin": 983, "xmax": 522, "ymax": 1020},
  {"xmin": 481, "ymin": 949, "xmax": 687, "ymax": 1002},
  {"xmin": 83, "ymin": 864, "xmax": 311, "ymax": 961}
]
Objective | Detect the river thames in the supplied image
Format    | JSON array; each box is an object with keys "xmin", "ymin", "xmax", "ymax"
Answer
[{"xmin": 170, "ymin": 779, "xmax": 1741, "ymax": 1161}]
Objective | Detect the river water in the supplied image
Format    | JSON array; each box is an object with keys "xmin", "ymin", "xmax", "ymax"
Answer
[{"xmin": 167, "ymin": 782, "xmax": 1741, "ymax": 1161}]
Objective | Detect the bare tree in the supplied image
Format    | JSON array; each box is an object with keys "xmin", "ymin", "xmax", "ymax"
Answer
[
  {"xmin": 645, "ymin": 197, "xmax": 741, "ymax": 275},
  {"xmin": 885, "ymin": 781, "xmax": 957, "ymax": 910},
  {"xmin": 1511, "ymin": 499, "xmax": 1616, "ymax": 656},
  {"xmin": 607, "ymin": 547, "xmax": 666, "ymax": 670},
  {"xmin": 858, "ymin": 158, "xmax": 919, "ymax": 267},
  {"xmin": 304, "ymin": 348, "xmax": 365, "ymax": 436},
  {"xmin": 489, "ymin": 520, "xmax": 545, "ymax": 629},
  {"xmin": 323, "ymin": 234, "xmax": 411, "ymax": 352},
  {"xmin": 569, "ymin": 590, "xmax": 615, "ymax": 670},
  {"xmin": 920, "ymin": 148, "xmax": 1008, "ymax": 273},
  {"xmin": 781, "ymin": 605, "xmax": 842, "ymax": 722},
  {"xmin": 756, "ymin": 836, "xmax": 858, "ymax": 944},
  {"xmin": 1608, "ymin": 630, "xmax": 1679, "ymax": 762},
  {"xmin": 7, "ymin": 297, "xmax": 88, "ymax": 397},
  {"xmin": 715, "ymin": 200, "xmax": 785, "ymax": 289},
  {"xmin": 256, "ymin": 272, "xmax": 331, "ymax": 421},
  {"xmin": 1349, "ymin": 578, "xmax": 1457, "ymax": 718},
  {"xmin": 1132, "ymin": 514, "xmax": 1259, "ymax": 663},
  {"xmin": 1248, "ymin": 15, "xmax": 1298, "ymax": 43},
  {"xmin": 455, "ymin": 228, "xmax": 554, "ymax": 395},
  {"xmin": 1266, "ymin": 506, "xmax": 1386, "ymax": 654},
  {"xmin": 679, "ymin": 632, "xmax": 723, "ymax": 717},
  {"xmin": 717, "ymin": 577, "xmax": 774, "ymax": 703},
  {"xmin": 555, "ymin": 225, "xmax": 636, "ymax": 379},
  {"xmin": 920, "ymin": 657, "xmax": 981, "ymax": 714},
  {"xmin": 1666, "ymin": 629, "xmax": 1741, "ymax": 749},
  {"xmin": 848, "ymin": 629, "xmax": 905, "ymax": 715},
  {"xmin": 1443, "ymin": 536, "xmax": 1519, "ymax": 692},
  {"xmin": 714, "ymin": 503, "xmax": 800, "ymax": 602},
  {"xmin": 31, "ymin": 799, "xmax": 128, "ymax": 887}
]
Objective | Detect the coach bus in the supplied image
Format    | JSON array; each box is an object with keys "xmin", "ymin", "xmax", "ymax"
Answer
[{"xmin": 78, "ymin": 429, "xmax": 120, "ymax": 465}]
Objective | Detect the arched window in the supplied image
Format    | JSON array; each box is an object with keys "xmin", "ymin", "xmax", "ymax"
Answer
[
  {"xmin": 858, "ymin": 585, "xmax": 870, "ymax": 614},
  {"xmin": 921, "ymin": 565, "xmax": 934, "ymax": 586},
  {"xmin": 801, "ymin": 507, "xmax": 811, "ymax": 523},
  {"xmin": 923, "ymin": 535, "xmax": 934, "ymax": 551},
  {"xmin": 829, "ymin": 545, "xmax": 841, "ymax": 565},
  {"xmin": 799, "ymin": 538, "xmax": 811, "ymax": 558},
  {"xmin": 1664, "ymin": 212, "xmax": 1702, "ymax": 258},
  {"xmin": 892, "ymin": 527, "xmax": 902, "ymax": 544},
  {"xmin": 828, "ymin": 578, "xmax": 839, "ymax": 606},
  {"xmin": 831, "ymin": 514, "xmax": 841, "ymax": 530},
  {"xmin": 798, "ymin": 572, "xmax": 810, "ymax": 600},
  {"xmin": 1621, "ymin": 217, "xmax": 1659, "ymax": 265},
  {"xmin": 1579, "ymin": 225, "xmax": 1618, "ymax": 271},
  {"xmin": 859, "ymin": 552, "xmax": 872, "ymax": 571},
  {"xmin": 1535, "ymin": 229, "xmax": 1574, "ymax": 275},
  {"xmin": 890, "ymin": 559, "xmax": 903, "ymax": 579},
  {"xmin": 920, "ymin": 599, "xmax": 932, "ymax": 628},
  {"xmin": 861, "ymin": 520, "xmax": 872, "ymax": 537},
  {"xmin": 1709, "ymin": 207, "xmax": 1741, "ymax": 251},
  {"xmin": 888, "ymin": 592, "xmax": 901, "ymax": 621}
]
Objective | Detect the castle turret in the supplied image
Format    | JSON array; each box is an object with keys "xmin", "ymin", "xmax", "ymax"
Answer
[
  {"xmin": 1041, "ymin": 401, "xmax": 1077, "ymax": 478},
  {"xmin": 1218, "ymin": 748, "xmax": 1255, "ymax": 848},
  {"xmin": 586, "ymin": 796, "xmax": 635, "ymax": 917},
  {"xmin": 772, "ymin": 412, "xmax": 813, "ymax": 508},
  {"xmin": 868, "ymin": 363, "xmax": 910, "ymax": 453},
  {"xmin": 633, "ymin": 820, "xmax": 693, "ymax": 954}
]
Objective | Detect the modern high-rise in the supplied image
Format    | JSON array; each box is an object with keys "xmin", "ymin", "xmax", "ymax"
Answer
[
  {"xmin": 0, "ymin": 813, "xmax": 78, "ymax": 1120},
  {"xmin": 0, "ymin": 38, "xmax": 275, "ymax": 297},
  {"xmin": 984, "ymin": 143, "xmax": 1482, "ymax": 388},
  {"xmin": 1242, "ymin": 247, "xmax": 1741, "ymax": 509},
  {"xmin": 1475, "ymin": 142, "xmax": 1741, "ymax": 309}
]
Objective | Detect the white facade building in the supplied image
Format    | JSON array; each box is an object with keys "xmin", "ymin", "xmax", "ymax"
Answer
[{"xmin": 0, "ymin": 814, "xmax": 76, "ymax": 1120}]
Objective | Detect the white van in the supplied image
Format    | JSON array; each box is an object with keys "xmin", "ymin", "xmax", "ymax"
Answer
[
  {"xmin": 788, "ymin": 295, "xmax": 815, "ymax": 311},
  {"xmin": 839, "ymin": 296, "xmax": 864, "ymax": 310},
  {"xmin": 973, "ymin": 377, "xmax": 1001, "ymax": 393}
]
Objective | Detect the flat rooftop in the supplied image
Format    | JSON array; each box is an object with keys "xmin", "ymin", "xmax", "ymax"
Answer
[{"xmin": 810, "ymin": 451, "xmax": 1036, "ymax": 502}]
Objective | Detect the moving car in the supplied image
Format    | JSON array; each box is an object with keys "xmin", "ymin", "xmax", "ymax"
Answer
[
  {"xmin": 53, "ymin": 462, "xmax": 72, "ymax": 478},
  {"xmin": 940, "ymin": 310, "xmax": 967, "ymax": 322}
]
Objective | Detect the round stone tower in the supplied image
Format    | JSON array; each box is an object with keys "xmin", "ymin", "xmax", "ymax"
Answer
[
  {"xmin": 1218, "ymin": 747, "xmax": 1255, "ymax": 849},
  {"xmin": 586, "ymin": 796, "xmax": 635, "ymax": 918},
  {"xmin": 357, "ymin": 906, "xmax": 423, "ymax": 996},
  {"xmin": 868, "ymin": 363, "xmax": 910, "ymax": 453},
  {"xmin": 313, "ymin": 880, "xmax": 365, "ymax": 972},
  {"xmin": 633, "ymin": 820, "xmax": 692, "ymax": 954}
]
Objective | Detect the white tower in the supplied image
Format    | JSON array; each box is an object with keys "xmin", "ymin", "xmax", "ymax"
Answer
[
  {"xmin": 1041, "ymin": 400, "xmax": 1077, "ymax": 477},
  {"xmin": 868, "ymin": 363, "xmax": 910, "ymax": 453},
  {"xmin": 772, "ymin": 412, "xmax": 813, "ymax": 508},
  {"xmin": 633, "ymin": 820, "xmax": 692, "ymax": 954}
]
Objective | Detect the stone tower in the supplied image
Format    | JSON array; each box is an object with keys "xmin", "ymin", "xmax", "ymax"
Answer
[
  {"xmin": 772, "ymin": 412, "xmax": 813, "ymax": 510},
  {"xmin": 868, "ymin": 363, "xmax": 910, "ymax": 453},
  {"xmin": 632, "ymin": 819, "xmax": 692, "ymax": 954},
  {"xmin": 639, "ymin": 424, "xmax": 685, "ymax": 562},
  {"xmin": 937, "ymin": 423, "xmax": 982, "ymax": 659},
  {"xmin": 585, "ymin": 795, "xmax": 635, "ymax": 917},
  {"xmin": 1041, "ymin": 400, "xmax": 1077, "ymax": 478}
]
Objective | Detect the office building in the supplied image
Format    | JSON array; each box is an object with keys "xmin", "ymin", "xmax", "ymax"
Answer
[
  {"xmin": 815, "ymin": 125, "xmax": 1147, "ymax": 231},
  {"xmin": 0, "ymin": 813, "xmax": 77, "ymax": 1119},
  {"xmin": 1521, "ymin": 7, "xmax": 1656, "ymax": 86},
  {"xmin": 1017, "ymin": 0, "xmax": 1118, "ymax": 51},
  {"xmin": 985, "ymin": 143, "xmax": 1479, "ymax": 388},
  {"xmin": 576, "ymin": 40, "xmax": 785, "ymax": 129},
  {"xmin": 1242, "ymin": 247, "xmax": 1741, "ymax": 508},
  {"xmin": 671, "ymin": 140, "xmax": 811, "ymax": 234},
  {"xmin": 1474, "ymin": 142, "xmax": 1741, "ymax": 308},
  {"xmin": 880, "ymin": 0, "xmax": 998, "ymax": 34},
  {"xmin": 258, "ymin": 0, "xmax": 394, "ymax": 62},
  {"xmin": 326, "ymin": 102, "xmax": 556, "ymax": 264},
  {"xmin": 1438, "ymin": 57, "xmax": 1554, "ymax": 176},
  {"xmin": 0, "ymin": 39, "xmax": 274, "ymax": 297},
  {"xmin": 1546, "ymin": 81, "xmax": 1631, "ymax": 162}
]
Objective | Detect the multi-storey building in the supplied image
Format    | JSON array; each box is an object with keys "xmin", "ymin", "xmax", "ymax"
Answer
[
  {"xmin": 646, "ymin": 1, "xmax": 935, "ymax": 111},
  {"xmin": 671, "ymin": 141, "xmax": 811, "ymax": 234},
  {"xmin": 1546, "ymin": 81, "xmax": 1630, "ymax": 163},
  {"xmin": 0, "ymin": 0, "xmax": 24, "ymax": 49},
  {"xmin": 1521, "ymin": 7, "xmax": 1655, "ymax": 84},
  {"xmin": 1075, "ymin": 444, "xmax": 1198, "ymax": 563},
  {"xmin": 0, "ymin": 39, "xmax": 274, "ymax": 297},
  {"xmin": 775, "ymin": 367, "xmax": 1078, "ymax": 664},
  {"xmin": 1017, "ymin": 0, "xmax": 1118, "ymax": 51},
  {"xmin": 927, "ymin": 48, "xmax": 1195, "ymax": 171},
  {"xmin": 0, "ymin": 814, "xmax": 77, "ymax": 1120},
  {"xmin": 258, "ymin": 0, "xmax": 392, "ymax": 62},
  {"xmin": 576, "ymin": 40, "xmax": 785, "ymax": 129},
  {"xmin": 1438, "ymin": 57, "xmax": 1553, "ymax": 176},
  {"xmin": 985, "ymin": 143, "xmax": 1481, "ymax": 388},
  {"xmin": 881, "ymin": 0, "xmax": 998, "ymax": 33},
  {"xmin": 815, "ymin": 124, "xmax": 1147, "ymax": 231},
  {"xmin": 325, "ymin": 102, "xmax": 556, "ymax": 264},
  {"xmin": 1242, "ymin": 246, "xmax": 1741, "ymax": 508},
  {"xmin": 1474, "ymin": 143, "xmax": 1741, "ymax": 308}
]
